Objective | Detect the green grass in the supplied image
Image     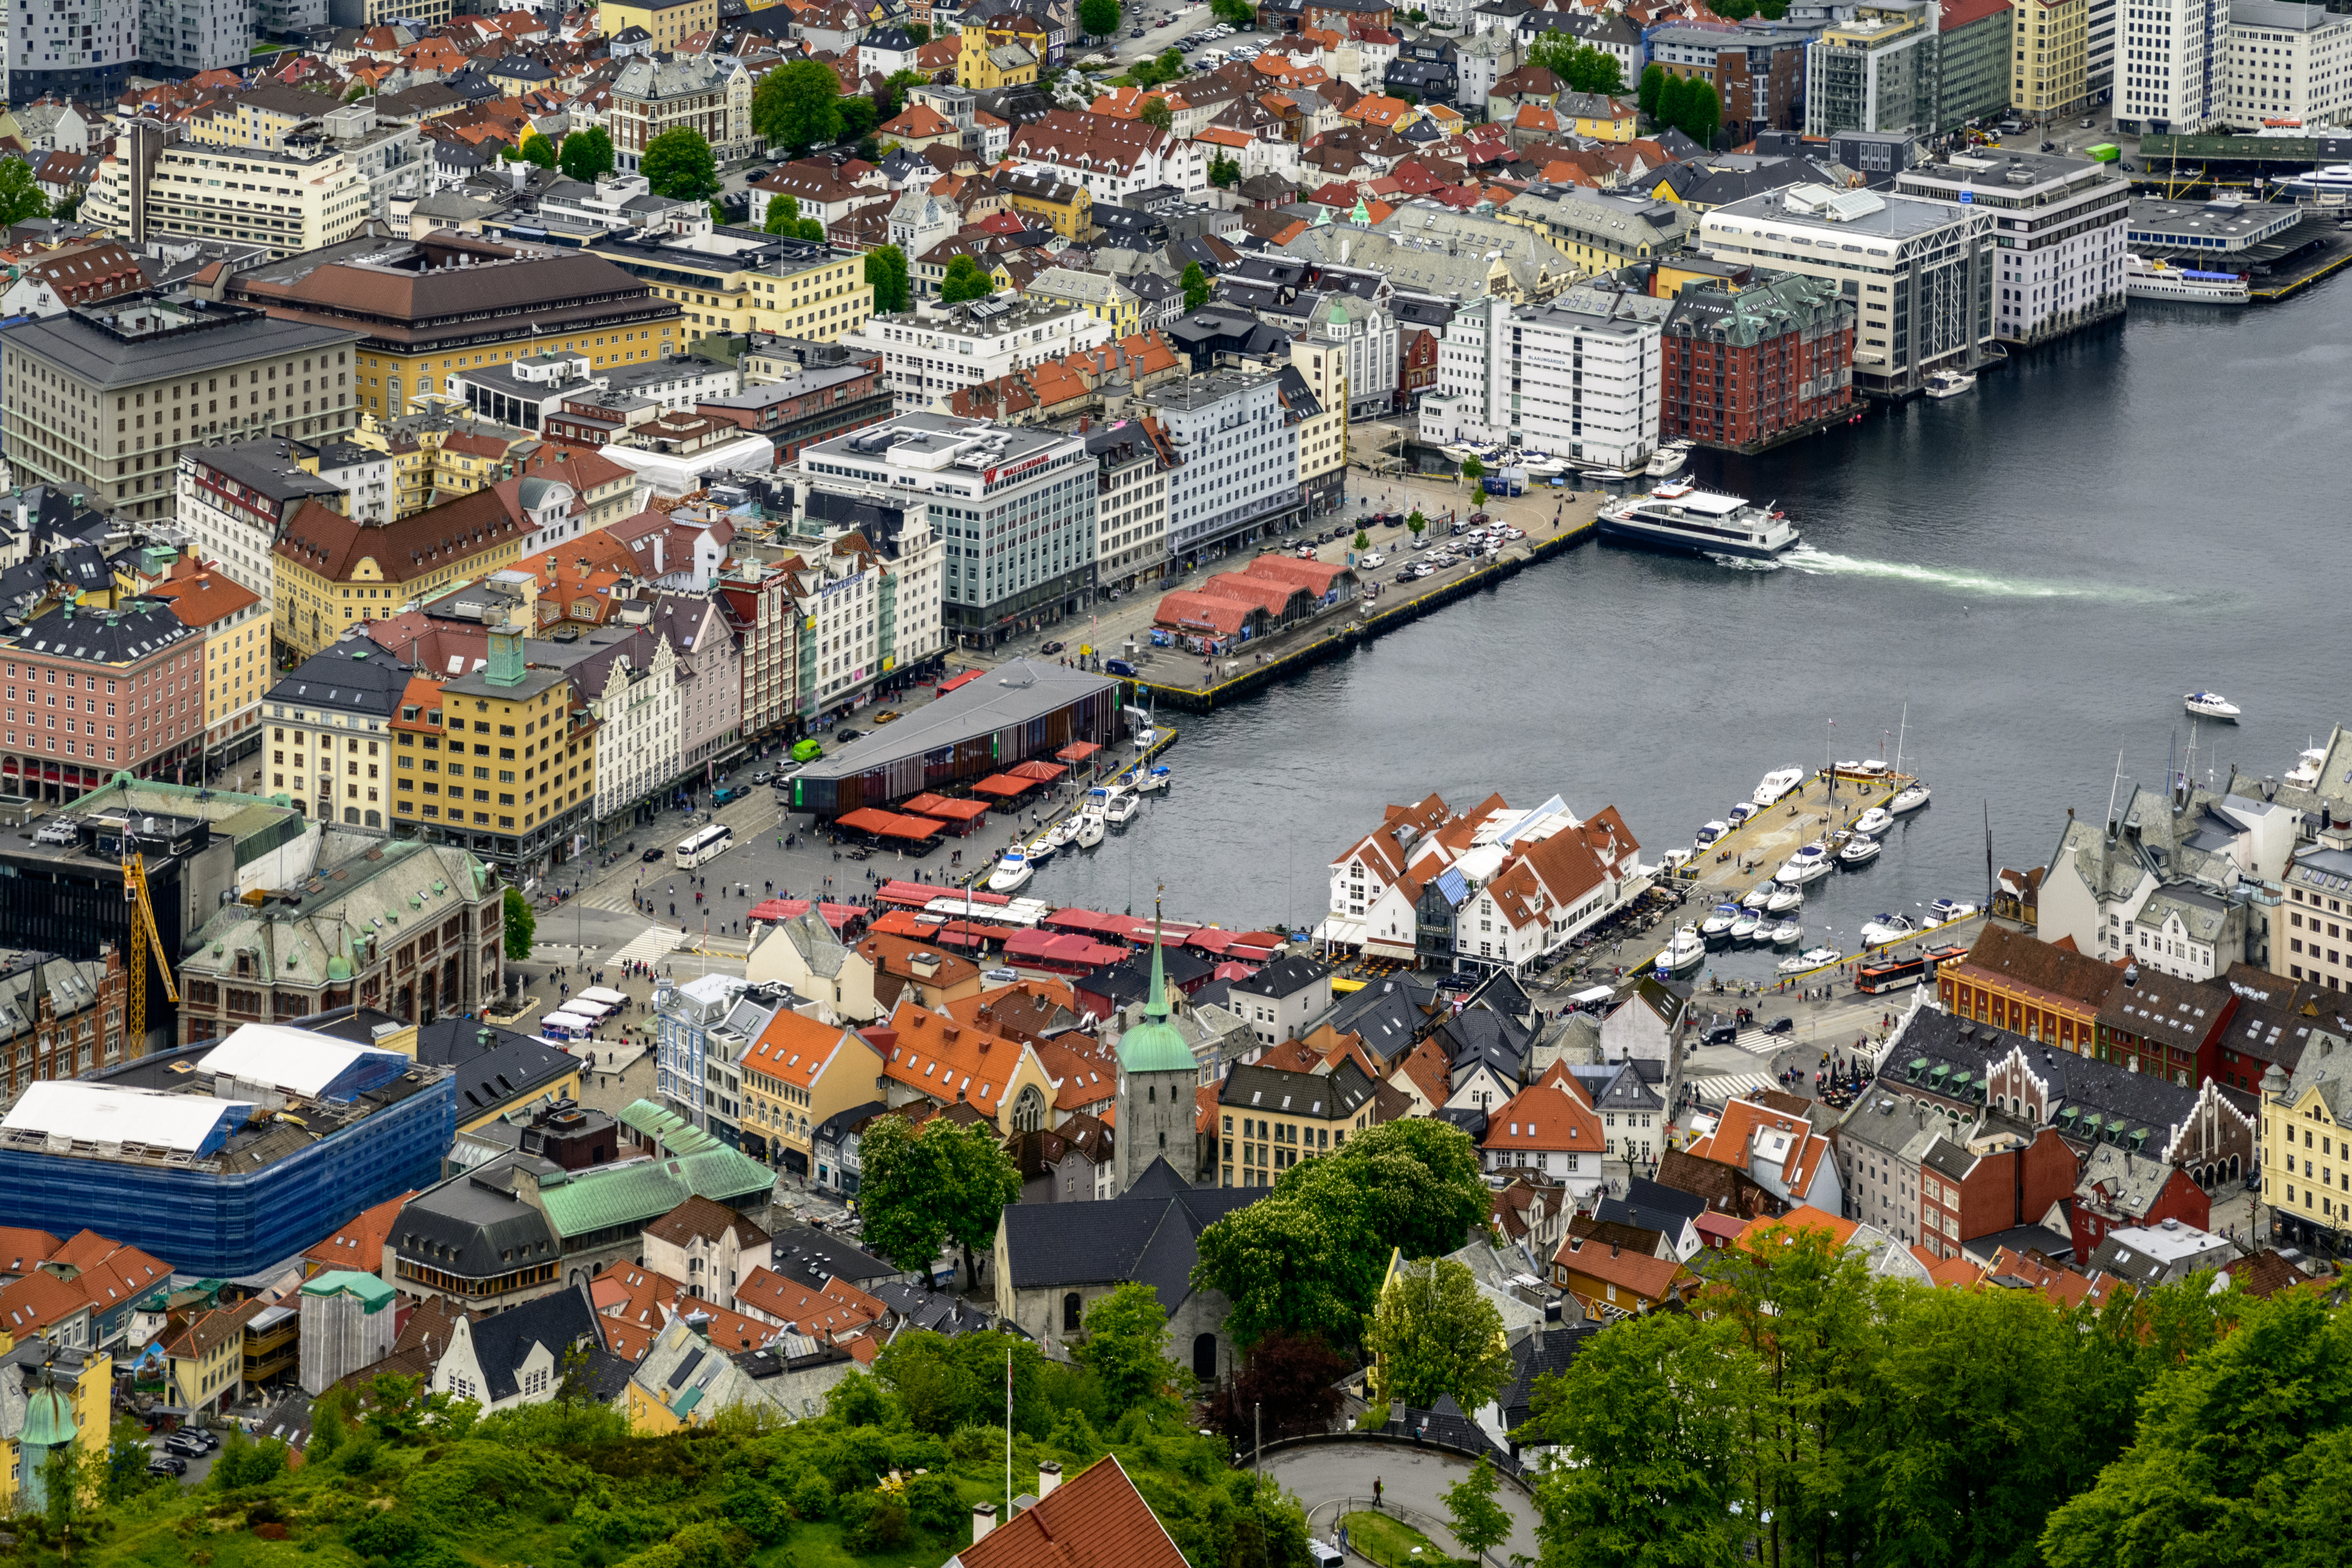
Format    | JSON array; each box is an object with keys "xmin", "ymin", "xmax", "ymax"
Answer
[{"xmin": 1342, "ymin": 1508, "xmax": 1466, "ymax": 1568}]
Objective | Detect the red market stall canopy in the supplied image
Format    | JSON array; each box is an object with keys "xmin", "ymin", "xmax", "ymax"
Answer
[
  {"xmin": 902, "ymin": 793, "xmax": 992, "ymax": 824},
  {"xmin": 835, "ymin": 808, "xmax": 944, "ymax": 842},
  {"xmin": 1055, "ymin": 742, "xmax": 1103, "ymax": 762},
  {"xmin": 879, "ymin": 879, "xmax": 1008, "ymax": 909},
  {"xmin": 969, "ymin": 775, "xmax": 1037, "ymax": 800},
  {"xmin": 869, "ymin": 909, "xmax": 945, "ymax": 939},
  {"xmin": 936, "ymin": 669, "xmax": 985, "ymax": 695},
  {"xmin": 930, "ymin": 918, "xmax": 1002, "ymax": 949},
  {"xmin": 1008, "ymin": 760, "xmax": 1067, "ymax": 782},
  {"xmin": 1003, "ymin": 929, "xmax": 1128, "ymax": 970},
  {"xmin": 747, "ymin": 899, "xmax": 865, "ymax": 930},
  {"xmin": 1126, "ymin": 918, "xmax": 1201, "ymax": 946},
  {"xmin": 1043, "ymin": 907, "xmax": 1133, "ymax": 938},
  {"xmin": 1188, "ymin": 928, "xmax": 1288, "ymax": 960}
]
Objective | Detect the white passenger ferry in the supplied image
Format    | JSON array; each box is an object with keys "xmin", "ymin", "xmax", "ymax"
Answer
[
  {"xmin": 2125, "ymin": 255, "xmax": 2250, "ymax": 303},
  {"xmin": 1596, "ymin": 483, "xmax": 1800, "ymax": 562}
]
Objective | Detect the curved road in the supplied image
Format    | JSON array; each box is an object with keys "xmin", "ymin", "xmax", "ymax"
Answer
[{"xmin": 1263, "ymin": 1443, "xmax": 1542, "ymax": 1564}]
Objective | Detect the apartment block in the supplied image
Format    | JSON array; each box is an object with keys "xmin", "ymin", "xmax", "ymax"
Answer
[
  {"xmin": 1424, "ymin": 292, "xmax": 1663, "ymax": 472},
  {"xmin": 1896, "ymin": 150, "xmax": 2127, "ymax": 347},
  {"xmin": 2116, "ymin": 0, "xmax": 2225, "ymax": 132},
  {"xmin": 2221, "ymin": 0, "xmax": 2352, "ymax": 128}
]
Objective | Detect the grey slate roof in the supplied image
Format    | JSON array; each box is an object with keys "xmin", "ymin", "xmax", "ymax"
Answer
[
  {"xmin": 768, "ymin": 1222, "xmax": 903, "ymax": 1290},
  {"xmin": 465, "ymin": 1282, "xmax": 601, "ymax": 1403},
  {"xmin": 415, "ymin": 1019, "xmax": 579, "ymax": 1118},
  {"xmin": 997, "ymin": 1157, "xmax": 1262, "ymax": 1302},
  {"xmin": 266, "ymin": 639, "xmax": 413, "ymax": 717},
  {"xmin": 1229, "ymin": 954, "xmax": 1329, "ymax": 1002},
  {"xmin": 2, "ymin": 294, "xmax": 360, "ymax": 388}
]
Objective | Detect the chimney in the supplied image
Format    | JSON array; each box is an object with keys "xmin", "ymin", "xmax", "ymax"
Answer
[
  {"xmin": 1037, "ymin": 1460, "xmax": 1062, "ymax": 1496},
  {"xmin": 972, "ymin": 1503, "xmax": 997, "ymax": 1542}
]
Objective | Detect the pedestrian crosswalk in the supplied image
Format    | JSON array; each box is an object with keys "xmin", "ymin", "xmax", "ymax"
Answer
[
  {"xmin": 608, "ymin": 924, "xmax": 688, "ymax": 966},
  {"xmin": 1690, "ymin": 1070, "xmax": 1780, "ymax": 1105}
]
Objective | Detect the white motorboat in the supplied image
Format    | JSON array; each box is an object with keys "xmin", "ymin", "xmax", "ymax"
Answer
[
  {"xmin": 1923, "ymin": 368, "xmax": 1977, "ymax": 399},
  {"xmin": 1102, "ymin": 789, "xmax": 1140, "ymax": 825},
  {"xmin": 988, "ymin": 852, "xmax": 1033, "ymax": 893},
  {"xmin": 1775, "ymin": 844, "xmax": 1834, "ymax": 885},
  {"xmin": 1753, "ymin": 767, "xmax": 1805, "ymax": 807},
  {"xmin": 1729, "ymin": 911, "xmax": 1763, "ymax": 942},
  {"xmin": 1599, "ymin": 482, "xmax": 1800, "ymax": 561},
  {"xmin": 1728, "ymin": 802, "xmax": 1759, "ymax": 827},
  {"xmin": 1771, "ymin": 920, "xmax": 1803, "ymax": 945},
  {"xmin": 1779, "ymin": 945, "xmax": 1843, "ymax": 974},
  {"xmin": 2185, "ymin": 691, "xmax": 2241, "ymax": 721},
  {"xmin": 1659, "ymin": 925, "xmax": 1706, "ymax": 972},
  {"xmin": 1024, "ymin": 835, "xmax": 1058, "ymax": 865},
  {"xmin": 1852, "ymin": 806, "xmax": 1893, "ymax": 837},
  {"xmin": 1047, "ymin": 817, "xmax": 1079, "ymax": 848},
  {"xmin": 1890, "ymin": 783, "xmax": 1931, "ymax": 815},
  {"xmin": 1861, "ymin": 912, "xmax": 1917, "ymax": 945},
  {"xmin": 1643, "ymin": 440, "xmax": 1692, "ymax": 479},
  {"xmin": 1742, "ymin": 885, "xmax": 1775, "ymax": 911},
  {"xmin": 1928, "ymin": 899, "xmax": 1981, "ymax": 924},
  {"xmin": 1694, "ymin": 819, "xmax": 1731, "ymax": 848},
  {"xmin": 1520, "ymin": 454, "xmax": 1568, "ymax": 478},
  {"xmin": 1072, "ymin": 812, "xmax": 1105, "ymax": 848},
  {"xmin": 2287, "ymin": 746, "xmax": 2328, "ymax": 789},
  {"xmin": 1136, "ymin": 763, "xmax": 1172, "ymax": 793},
  {"xmin": 1839, "ymin": 834, "xmax": 1882, "ymax": 867},
  {"xmin": 1702, "ymin": 903, "xmax": 1742, "ymax": 939},
  {"xmin": 1766, "ymin": 884, "xmax": 1805, "ymax": 915},
  {"xmin": 2125, "ymin": 253, "xmax": 2251, "ymax": 303}
]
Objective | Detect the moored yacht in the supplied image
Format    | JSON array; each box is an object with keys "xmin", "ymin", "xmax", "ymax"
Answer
[
  {"xmin": 1775, "ymin": 844, "xmax": 1834, "ymax": 885},
  {"xmin": 1644, "ymin": 440, "xmax": 1692, "ymax": 479},
  {"xmin": 988, "ymin": 852, "xmax": 1033, "ymax": 893},
  {"xmin": 1861, "ymin": 912, "xmax": 1917, "ymax": 945},
  {"xmin": 1923, "ymin": 368, "xmax": 1977, "ymax": 399},
  {"xmin": 1771, "ymin": 919, "xmax": 1803, "ymax": 945},
  {"xmin": 1729, "ymin": 911, "xmax": 1763, "ymax": 942},
  {"xmin": 1839, "ymin": 834, "xmax": 1882, "ymax": 866},
  {"xmin": 1890, "ymin": 782, "xmax": 1931, "ymax": 815},
  {"xmin": 1779, "ymin": 945, "xmax": 1843, "ymax": 974},
  {"xmin": 1852, "ymin": 806, "xmax": 1893, "ymax": 837},
  {"xmin": 1659, "ymin": 924, "xmax": 1706, "ymax": 972},
  {"xmin": 1702, "ymin": 903, "xmax": 1742, "ymax": 939},
  {"xmin": 1024, "ymin": 835, "xmax": 1057, "ymax": 865},
  {"xmin": 1928, "ymin": 898, "xmax": 1980, "ymax": 924},
  {"xmin": 1072, "ymin": 812, "xmax": 1105, "ymax": 848},
  {"xmin": 1753, "ymin": 767, "xmax": 1805, "ymax": 807},
  {"xmin": 1741, "ymin": 885, "xmax": 1774, "ymax": 911},
  {"xmin": 1766, "ymin": 884, "xmax": 1805, "ymax": 915},
  {"xmin": 1598, "ymin": 483, "xmax": 1800, "ymax": 561},
  {"xmin": 1102, "ymin": 789, "xmax": 1140, "ymax": 825},
  {"xmin": 2125, "ymin": 254, "xmax": 2251, "ymax": 302},
  {"xmin": 2185, "ymin": 691, "xmax": 2241, "ymax": 721}
]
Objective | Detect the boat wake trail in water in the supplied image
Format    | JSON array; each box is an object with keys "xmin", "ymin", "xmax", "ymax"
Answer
[{"xmin": 1780, "ymin": 545, "xmax": 2171, "ymax": 602}]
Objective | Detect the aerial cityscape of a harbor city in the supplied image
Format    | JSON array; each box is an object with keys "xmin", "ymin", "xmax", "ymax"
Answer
[{"xmin": 0, "ymin": 0, "xmax": 2333, "ymax": 1560}]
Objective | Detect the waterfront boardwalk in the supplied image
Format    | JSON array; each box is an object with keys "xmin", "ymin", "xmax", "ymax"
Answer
[
  {"xmin": 1684, "ymin": 769, "xmax": 1908, "ymax": 905},
  {"xmin": 953, "ymin": 461, "xmax": 1609, "ymax": 709}
]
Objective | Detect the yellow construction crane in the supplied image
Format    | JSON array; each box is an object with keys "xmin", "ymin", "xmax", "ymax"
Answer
[{"xmin": 122, "ymin": 852, "xmax": 177, "ymax": 1050}]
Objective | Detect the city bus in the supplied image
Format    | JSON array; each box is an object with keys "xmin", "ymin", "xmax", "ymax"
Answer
[
  {"xmin": 1854, "ymin": 954, "xmax": 1930, "ymax": 994},
  {"xmin": 676, "ymin": 823, "xmax": 734, "ymax": 869}
]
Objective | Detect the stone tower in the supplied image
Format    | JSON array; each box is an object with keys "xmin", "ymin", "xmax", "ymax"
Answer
[{"xmin": 1112, "ymin": 913, "xmax": 1197, "ymax": 1193}]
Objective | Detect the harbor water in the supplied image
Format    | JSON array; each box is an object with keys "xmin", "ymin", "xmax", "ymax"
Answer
[{"xmin": 1017, "ymin": 293, "xmax": 2350, "ymax": 979}]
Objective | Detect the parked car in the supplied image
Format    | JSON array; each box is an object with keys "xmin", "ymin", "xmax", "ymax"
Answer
[
  {"xmin": 642, "ymin": 847, "xmax": 665, "ymax": 862},
  {"xmin": 148, "ymin": 1456, "xmax": 187, "ymax": 1478},
  {"xmin": 834, "ymin": 728, "xmax": 863, "ymax": 743},
  {"xmin": 164, "ymin": 1432, "xmax": 210, "ymax": 1458},
  {"xmin": 711, "ymin": 786, "xmax": 744, "ymax": 806},
  {"xmin": 873, "ymin": 709, "xmax": 902, "ymax": 723},
  {"xmin": 1105, "ymin": 658, "xmax": 1138, "ymax": 677},
  {"xmin": 751, "ymin": 770, "xmax": 772, "ymax": 786},
  {"xmin": 791, "ymin": 738, "xmax": 824, "ymax": 762},
  {"xmin": 1360, "ymin": 551, "xmax": 1386, "ymax": 567}
]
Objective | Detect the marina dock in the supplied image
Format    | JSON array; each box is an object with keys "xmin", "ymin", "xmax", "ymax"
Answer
[{"xmin": 950, "ymin": 726, "xmax": 1179, "ymax": 892}]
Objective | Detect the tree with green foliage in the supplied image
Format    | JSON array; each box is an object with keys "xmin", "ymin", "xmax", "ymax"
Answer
[
  {"xmin": 1079, "ymin": 0, "xmax": 1120, "ymax": 38},
  {"xmin": 1679, "ymin": 77, "xmax": 1720, "ymax": 148},
  {"xmin": 1522, "ymin": 1311, "xmax": 1747, "ymax": 1568},
  {"xmin": 865, "ymin": 243, "xmax": 913, "ymax": 313},
  {"xmin": 1192, "ymin": 1119, "xmax": 1489, "ymax": 1351},
  {"xmin": 502, "ymin": 886, "xmax": 535, "ymax": 961},
  {"xmin": 764, "ymin": 193, "xmax": 827, "ymax": 241},
  {"xmin": 1526, "ymin": 34, "xmax": 1624, "ymax": 95},
  {"xmin": 1366, "ymin": 1257, "xmax": 1512, "ymax": 1413},
  {"xmin": 1655, "ymin": 72, "xmax": 1689, "ymax": 137},
  {"xmin": 504, "ymin": 128, "xmax": 556, "ymax": 168},
  {"xmin": 1460, "ymin": 455, "xmax": 1484, "ymax": 484},
  {"xmin": 1139, "ymin": 95, "xmax": 1176, "ymax": 131},
  {"xmin": 0, "ymin": 158, "xmax": 53, "ymax": 228},
  {"xmin": 1408, "ymin": 513, "xmax": 1426, "ymax": 540},
  {"xmin": 1181, "ymin": 261, "xmax": 1212, "ymax": 310},
  {"xmin": 1353, "ymin": 529, "xmax": 1372, "ymax": 551},
  {"xmin": 939, "ymin": 253, "xmax": 997, "ymax": 305},
  {"xmin": 907, "ymin": 19, "xmax": 930, "ymax": 40},
  {"xmin": 559, "ymin": 125, "xmax": 615, "ymax": 182},
  {"xmin": 1209, "ymin": 152, "xmax": 1241, "ymax": 187},
  {"xmin": 1212, "ymin": 0, "xmax": 1255, "ymax": 23},
  {"xmin": 1077, "ymin": 1284, "xmax": 1187, "ymax": 1408},
  {"xmin": 1639, "ymin": 62, "xmax": 1666, "ymax": 118},
  {"xmin": 1393, "ymin": 87, "xmax": 1418, "ymax": 105},
  {"xmin": 641, "ymin": 126, "xmax": 718, "ymax": 200},
  {"xmin": 1445, "ymin": 1457, "xmax": 1514, "ymax": 1565},
  {"xmin": 856, "ymin": 1115, "xmax": 1019, "ymax": 1286},
  {"xmin": 754, "ymin": 58, "xmax": 846, "ymax": 154},
  {"xmin": 884, "ymin": 67, "xmax": 931, "ymax": 116},
  {"xmin": 840, "ymin": 93, "xmax": 882, "ymax": 141}
]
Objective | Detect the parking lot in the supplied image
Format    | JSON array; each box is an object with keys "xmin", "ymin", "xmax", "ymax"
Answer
[
  {"xmin": 1079, "ymin": 0, "xmax": 1285, "ymax": 73},
  {"xmin": 145, "ymin": 1426, "xmax": 218, "ymax": 1487}
]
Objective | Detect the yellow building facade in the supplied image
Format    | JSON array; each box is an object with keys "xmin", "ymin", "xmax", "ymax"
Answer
[
  {"xmin": 600, "ymin": 0, "xmax": 718, "ymax": 51},
  {"xmin": 353, "ymin": 312, "xmax": 682, "ymax": 421},
  {"xmin": 0, "ymin": 1349, "xmax": 111, "ymax": 1516},
  {"xmin": 271, "ymin": 489, "xmax": 532, "ymax": 659},
  {"xmin": 589, "ymin": 240, "xmax": 874, "ymax": 343},
  {"xmin": 393, "ymin": 655, "xmax": 598, "ymax": 842},
  {"xmin": 2262, "ymin": 1045, "xmax": 2349, "ymax": 1243},
  {"xmin": 2013, "ymin": 0, "xmax": 2089, "ymax": 115},
  {"xmin": 740, "ymin": 1010, "xmax": 886, "ymax": 1180}
]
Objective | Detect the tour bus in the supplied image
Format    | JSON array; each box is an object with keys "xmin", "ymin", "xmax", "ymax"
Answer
[{"xmin": 676, "ymin": 822, "xmax": 735, "ymax": 869}]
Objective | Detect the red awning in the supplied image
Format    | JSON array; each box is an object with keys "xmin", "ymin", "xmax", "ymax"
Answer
[
  {"xmin": 937, "ymin": 669, "xmax": 984, "ymax": 695},
  {"xmin": 969, "ymin": 775, "xmax": 1035, "ymax": 799},
  {"xmin": 869, "ymin": 909, "xmax": 944, "ymax": 938},
  {"xmin": 873, "ymin": 814, "xmax": 944, "ymax": 842},
  {"xmin": 836, "ymin": 807, "xmax": 898, "ymax": 834},
  {"xmin": 1056, "ymin": 741, "xmax": 1102, "ymax": 762},
  {"xmin": 1004, "ymin": 929, "xmax": 1128, "ymax": 967},
  {"xmin": 1007, "ymin": 760, "xmax": 1067, "ymax": 782},
  {"xmin": 901, "ymin": 793, "xmax": 991, "ymax": 821},
  {"xmin": 878, "ymin": 878, "xmax": 1008, "ymax": 907},
  {"xmin": 747, "ymin": 899, "xmax": 865, "ymax": 930},
  {"xmin": 1043, "ymin": 907, "xmax": 1132, "ymax": 937}
]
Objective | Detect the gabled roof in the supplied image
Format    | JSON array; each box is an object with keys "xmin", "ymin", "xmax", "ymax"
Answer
[
  {"xmin": 958, "ymin": 1454, "xmax": 1189, "ymax": 1568},
  {"xmin": 644, "ymin": 1194, "xmax": 770, "ymax": 1250},
  {"xmin": 460, "ymin": 1283, "xmax": 601, "ymax": 1402}
]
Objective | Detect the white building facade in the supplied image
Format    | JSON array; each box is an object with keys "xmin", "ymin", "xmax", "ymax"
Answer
[
  {"xmin": 841, "ymin": 296, "xmax": 1115, "ymax": 415},
  {"xmin": 1423, "ymin": 293, "xmax": 1662, "ymax": 471},
  {"xmin": 590, "ymin": 635, "xmax": 680, "ymax": 827},
  {"xmin": 2220, "ymin": 0, "xmax": 2352, "ymax": 127},
  {"xmin": 1895, "ymin": 152, "xmax": 2129, "ymax": 347},
  {"xmin": 2116, "ymin": 0, "xmax": 2226, "ymax": 131},
  {"xmin": 1144, "ymin": 370, "xmax": 1301, "ymax": 565}
]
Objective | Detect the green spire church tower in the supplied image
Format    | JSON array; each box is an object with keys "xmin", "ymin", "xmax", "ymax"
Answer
[{"xmin": 1112, "ymin": 906, "xmax": 1197, "ymax": 1192}]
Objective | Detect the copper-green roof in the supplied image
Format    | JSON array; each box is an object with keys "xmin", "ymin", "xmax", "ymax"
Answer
[{"xmin": 534, "ymin": 1146, "xmax": 773, "ymax": 1240}]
